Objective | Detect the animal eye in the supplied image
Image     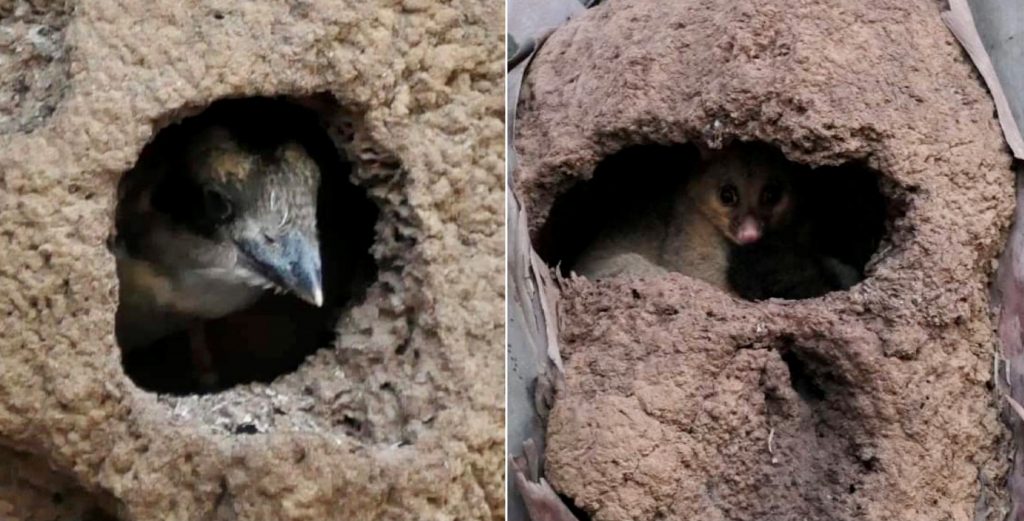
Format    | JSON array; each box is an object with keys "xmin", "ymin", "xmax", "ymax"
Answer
[
  {"xmin": 761, "ymin": 184, "xmax": 782, "ymax": 206},
  {"xmin": 719, "ymin": 184, "xmax": 739, "ymax": 206},
  {"xmin": 202, "ymin": 187, "xmax": 233, "ymax": 223}
]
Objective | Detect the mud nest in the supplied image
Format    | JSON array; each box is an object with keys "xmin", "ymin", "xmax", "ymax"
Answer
[
  {"xmin": 115, "ymin": 97, "xmax": 380, "ymax": 395},
  {"xmin": 0, "ymin": 0, "xmax": 504, "ymax": 518},
  {"xmin": 514, "ymin": 0, "xmax": 1014, "ymax": 519}
]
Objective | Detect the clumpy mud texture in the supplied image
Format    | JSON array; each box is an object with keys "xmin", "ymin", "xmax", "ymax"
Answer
[
  {"xmin": 118, "ymin": 97, "xmax": 381, "ymax": 395},
  {"xmin": 514, "ymin": 0, "xmax": 1014, "ymax": 519},
  {"xmin": 0, "ymin": 447, "xmax": 119, "ymax": 521},
  {"xmin": 0, "ymin": 0, "xmax": 71, "ymax": 134},
  {"xmin": 0, "ymin": 1, "xmax": 503, "ymax": 520}
]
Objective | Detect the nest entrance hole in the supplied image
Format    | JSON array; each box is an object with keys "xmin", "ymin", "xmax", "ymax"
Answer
[
  {"xmin": 536, "ymin": 142, "xmax": 890, "ymax": 300},
  {"xmin": 115, "ymin": 96, "xmax": 379, "ymax": 395}
]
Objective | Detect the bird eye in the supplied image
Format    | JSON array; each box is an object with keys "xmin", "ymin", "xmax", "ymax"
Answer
[
  {"xmin": 202, "ymin": 187, "xmax": 233, "ymax": 223},
  {"xmin": 719, "ymin": 184, "xmax": 739, "ymax": 206},
  {"xmin": 761, "ymin": 183, "xmax": 782, "ymax": 206}
]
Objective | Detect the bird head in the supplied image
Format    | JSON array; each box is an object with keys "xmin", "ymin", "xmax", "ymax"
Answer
[{"xmin": 156, "ymin": 126, "xmax": 325, "ymax": 307}]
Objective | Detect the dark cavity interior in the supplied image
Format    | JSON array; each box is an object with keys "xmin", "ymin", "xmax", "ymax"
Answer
[
  {"xmin": 536, "ymin": 143, "xmax": 889, "ymax": 300},
  {"xmin": 116, "ymin": 97, "xmax": 378, "ymax": 394}
]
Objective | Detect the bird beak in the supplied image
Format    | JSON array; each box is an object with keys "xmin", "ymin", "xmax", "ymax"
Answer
[{"xmin": 237, "ymin": 231, "xmax": 324, "ymax": 307}]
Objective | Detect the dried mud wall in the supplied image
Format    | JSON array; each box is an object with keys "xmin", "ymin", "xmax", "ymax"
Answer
[
  {"xmin": 514, "ymin": 1, "xmax": 1015, "ymax": 520},
  {"xmin": 0, "ymin": 0, "xmax": 504, "ymax": 520}
]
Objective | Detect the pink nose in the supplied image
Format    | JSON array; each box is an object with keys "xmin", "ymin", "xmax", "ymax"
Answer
[{"xmin": 736, "ymin": 219, "xmax": 761, "ymax": 245}]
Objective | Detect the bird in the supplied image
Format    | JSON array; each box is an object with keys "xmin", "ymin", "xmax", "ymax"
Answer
[{"xmin": 110, "ymin": 119, "xmax": 324, "ymax": 387}]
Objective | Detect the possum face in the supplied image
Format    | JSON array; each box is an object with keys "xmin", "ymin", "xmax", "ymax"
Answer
[{"xmin": 688, "ymin": 145, "xmax": 795, "ymax": 245}]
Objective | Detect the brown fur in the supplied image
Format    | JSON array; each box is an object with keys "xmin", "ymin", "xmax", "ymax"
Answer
[
  {"xmin": 686, "ymin": 146, "xmax": 795, "ymax": 244},
  {"xmin": 572, "ymin": 144, "xmax": 799, "ymax": 291}
]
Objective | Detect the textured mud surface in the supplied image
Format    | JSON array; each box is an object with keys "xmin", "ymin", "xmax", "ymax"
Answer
[
  {"xmin": 514, "ymin": 0, "xmax": 1014, "ymax": 519},
  {"xmin": 0, "ymin": 0, "xmax": 71, "ymax": 135},
  {"xmin": 0, "ymin": 1, "xmax": 503, "ymax": 520},
  {"xmin": 0, "ymin": 447, "xmax": 118, "ymax": 521}
]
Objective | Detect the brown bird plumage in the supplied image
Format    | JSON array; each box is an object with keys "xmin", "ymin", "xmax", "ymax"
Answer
[{"xmin": 111, "ymin": 116, "xmax": 323, "ymax": 384}]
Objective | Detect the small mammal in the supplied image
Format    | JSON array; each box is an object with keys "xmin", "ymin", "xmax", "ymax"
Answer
[
  {"xmin": 110, "ymin": 122, "xmax": 324, "ymax": 384},
  {"xmin": 572, "ymin": 143, "xmax": 859, "ymax": 298},
  {"xmin": 573, "ymin": 143, "xmax": 797, "ymax": 289}
]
